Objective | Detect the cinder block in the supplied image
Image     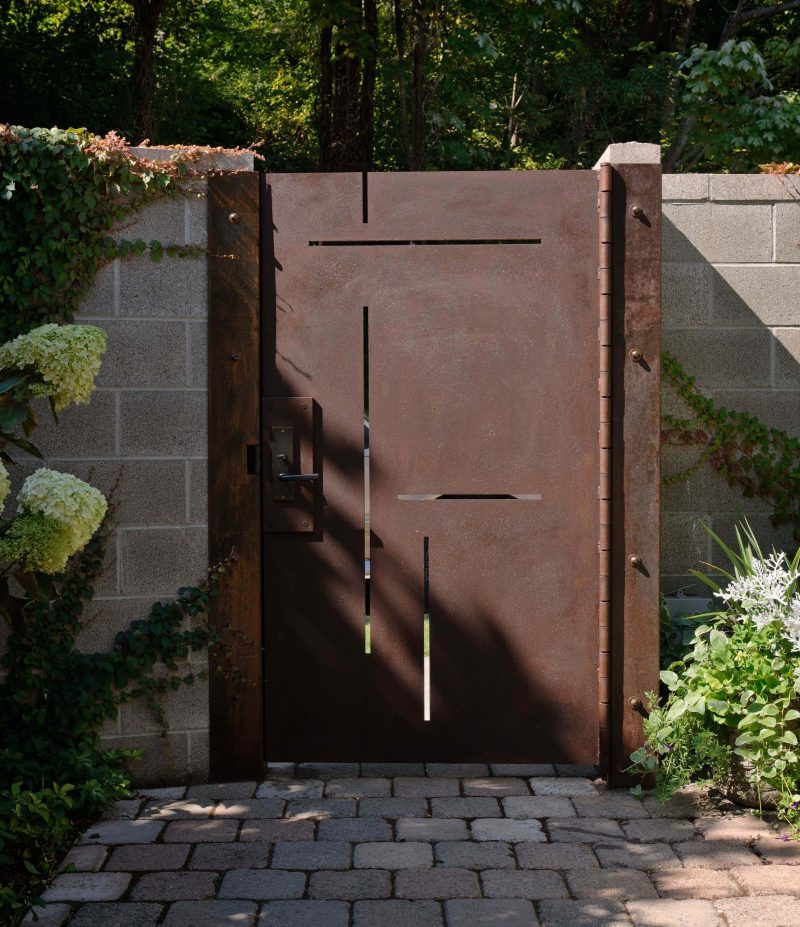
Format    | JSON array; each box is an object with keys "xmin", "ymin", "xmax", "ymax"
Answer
[
  {"xmin": 119, "ymin": 526, "xmax": 208, "ymax": 595},
  {"xmin": 709, "ymin": 513, "xmax": 798, "ymax": 563},
  {"xmin": 114, "ymin": 197, "xmax": 186, "ymax": 245},
  {"xmin": 711, "ymin": 174, "xmax": 800, "ymax": 202},
  {"xmin": 774, "ymin": 328, "xmax": 800, "ymax": 387},
  {"xmin": 662, "ymin": 445, "xmax": 769, "ymax": 515},
  {"xmin": 119, "ymin": 256, "xmax": 206, "ymax": 318},
  {"xmin": 187, "ymin": 728, "xmax": 210, "ymax": 782},
  {"xmin": 121, "ymin": 674, "xmax": 209, "ymax": 735},
  {"xmin": 663, "ymin": 204, "xmax": 772, "ymax": 263},
  {"xmin": 129, "ymin": 147, "xmax": 254, "ymax": 172},
  {"xmin": 119, "ymin": 390, "xmax": 207, "ymax": 456},
  {"xmin": 186, "ymin": 192, "xmax": 208, "ymax": 247},
  {"xmin": 77, "ymin": 597, "xmax": 161, "ymax": 653},
  {"xmin": 662, "ymin": 174, "xmax": 709, "ymax": 202},
  {"xmin": 78, "ymin": 260, "xmax": 117, "ymax": 317},
  {"xmin": 662, "ymin": 329, "xmax": 771, "ymax": 388},
  {"xmin": 189, "ymin": 459, "xmax": 207, "ymax": 524},
  {"xmin": 662, "ymin": 263, "xmax": 710, "ymax": 327},
  {"xmin": 713, "ymin": 264, "xmax": 800, "ymax": 326},
  {"xmin": 776, "ymin": 203, "xmax": 800, "ymax": 263},
  {"xmin": 30, "ymin": 391, "xmax": 117, "ymax": 458},
  {"xmin": 96, "ymin": 320, "xmax": 188, "ymax": 387},
  {"xmin": 661, "ymin": 513, "xmax": 711, "ymax": 576},
  {"xmin": 189, "ymin": 321, "xmax": 207, "ymax": 387},
  {"xmin": 99, "ymin": 732, "xmax": 191, "ymax": 787},
  {"xmin": 710, "ymin": 388, "xmax": 800, "ymax": 434}
]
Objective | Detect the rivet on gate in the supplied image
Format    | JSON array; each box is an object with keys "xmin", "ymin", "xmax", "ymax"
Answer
[
  {"xmin": 630, "ymin": 204, "xmax": 643, "ymax": 218},
  {"xmin": 228, "ymin": 212, "xmax": 240, "ymax": 224},
  {"xmin": 302, "ymin": 521, "xmax": 309, "ymax": 527},
  {"xmin": 628, "ymin": 554, "xmax": 642, "ymax": 568},
  {"xmin": 629, "ymin": 696, "xmax": 643, "ymax": 711},
  {"xmin": 230, "ymin": 352, "xmax": 238, "ymax": 361},
  {"xmin": 629, "ymin": 348, "xmax": 643, "ymax": 362}
]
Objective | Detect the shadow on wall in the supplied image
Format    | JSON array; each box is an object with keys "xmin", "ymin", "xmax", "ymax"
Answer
[{"xmin": 660, "ymin": 176, "xmax": 800, "ymax": 595}]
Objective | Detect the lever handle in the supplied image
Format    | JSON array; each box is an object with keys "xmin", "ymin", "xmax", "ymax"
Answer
[{"xmin": 278, "ymin": 472, "xmax": 319, "ymax": 482}]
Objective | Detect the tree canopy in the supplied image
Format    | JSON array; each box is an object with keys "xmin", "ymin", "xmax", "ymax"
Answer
[{"xmin": 3, "ymin": 0, "xmax": 800, "ymax": 171}]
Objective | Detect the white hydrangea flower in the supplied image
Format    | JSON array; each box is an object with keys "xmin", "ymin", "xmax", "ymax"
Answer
[
  {"xmin": 17, "ymin": 467, "xmax": 107, "ymax": 552},
  {"xmin": 0, "ymin": 323, "xmax": 106, "ymax": 411},
  {"xmin": 0, "ymin": 460, "xmax": 9, "ymax": 513}
]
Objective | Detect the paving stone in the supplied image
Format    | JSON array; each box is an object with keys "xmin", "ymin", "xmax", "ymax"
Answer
[
  {"xmin": 435, "ymin": 841, "xmax": 515, "ymax": 870},
  {"xmin": 81, "ymin": 819, "xmax": 164, "ymax": 845},
  {"xmin": 548, "ymin": 818, "xmax": 625, "ymax": 843},
  {"xmin": 623, "ymin": 818, "xmax": 697, "ymax": 843},
  {"xmin": 354, "ymin": 841, "xmax": 433, "ymax": 869},
  {"xmin": 360, "ymin": 798, "xmax": 428, "ymax": 818},
  {"xmin": 471, "ymin": 818, "xmax": 545, "ymax": 843},
  {"xmin": 594, "ymin": 840, "xmax": 682, "ymax": 870},
  {"xmin": 715, "ymin": 894, "xmax": 800, "ymax": 926},
  {"xmin": 186, "ymin": 782, "xmax": 257, "ymax": 800},
  {"xmin": 260, "ymin": 900, "xmax": 349, "ymax": 927},
  {"xmin": 754, "ymin": 835, "xmax": 800, "ymax": 864},
  {"xmin": 272, "ymin": 841, "xmax": 351, "ymax": 870},
  {"xmin": 673, "ymin": 839, "xmax": 761, "ymax": 868},
  {"xmin": 296, "ymin": 763, "xmax": 360, "ymax": 778},
  {"xmin": 516, "ymin": 842, "xmax": 599, "ymax": 869},
  {"xmin": 395, "ymin": 778, "xmax": 460, "ymax": 798},
  {"xmin": 696, "ymin": 814, "xmax": 775, "ymax": 842},
  {"xmin": 20, "ymin": 903, "xmax": 70, "ymax": 926},
  {"xmin": 626, "ymin": 899, "xmax": 723, "ymax": 927},
  {"xmin": 565, "ymin": 868, "xmax": 659, "ymax": 901},
  {"xmin": 730, "ymin": 864, "xmax": 800, "ymax": 895},
  {"xmin": 431, "ymin": 798, "xmax": 501, "ymax": 819},
  {"xmin": 308, "ymin": 869, "xmax": 391, "ymax": 899},
  {"xmin": 140, "ymin": 799, "xmax": 216, "ymax": 820},
  {"xmin": 397, "ymin": 818, "xmax": 468, "ymax": 841},
  {"xmin": 491, "ymin": 764, "xmax": 555, "ymax": 777},
  {"xmin": 426, "ymin": 764, "xmax": 490, "ymax": 777},
  {"xmin": 395, "ymin": 867, "xmax": 480, "ymax": 899},
  {"xmin": 319, "ymin": 817, "xmax": 392, "ymax": 841},
  {"xmin": 463, "ymin": 778, "xmax": 530, "ymax": 797},
  {"xmin": 218, "ymin": 869, "xmax": 306, "ymax": 900},
  {"xmin": 131, "ymin": 870, "xmax": 218, "ymax": 901},
  {"xmin": 59, "ymin": 845, "xmax": 108, "ymax": 872},
  {"xmin": 102, "ymin": 800, "xmax": 143, "ymax": 821},
  {"xmin": 265, "ymin": 764, "xmax": 297, "ymax": 778},
  {"xmin": 137, "ymin": 786, "xmax": 187, "ymax": 801},
  {"xmin": 538, "ymin": 900, "xmax": 630, "ymax": 927},
  {"xmin": 43, "ymin": 872, "xmax": 132, "ymax": 902},
  {"xmin": 215, "ymin": 799, "xmax": 285, "ymax": 819},
  {"xmin": 444, "ymin": 899, "xmax": 537, "ymax": 926},
  {"xmin": 530, "ymin": 778, "xmax": 597, "ymax": 797},
  {"xmin": 68, "ymin": 903, "xmax": 163, "ymax": 927},
  {"xmin": 650, "ymin": 868, "xmax": 741, "ymax": 900},
  {"xmin": 106, "ymin": 844, "xmax": 191, "ymax": 871},
  {"xmin": 573, "ymin": 794, "xmax": 650, "ymax": 820},
  {"xmin": 285, "ymin": 799, "xmax": 357, "ymax": 820},
  {"xmin": 164, "ymin": 900, "xmax": 258, "ymax": 927},
  {"xmin": 642, "ymin": 791, "xmax": 706, "ymax": 819},
  {"xmin": 354, "ymin": 900, "xmax": 444, "ymax": 927},
  {"xmin": 190, "ymin": 843, "xmax": 271, "ymax": 870},
  {"xmin": 163, "ymin": 820, "xmax": 239, "ymax": 842},
  {"xmin": 256, "ymin": 780, "xmax": 324, "ymax": 800},
  {"xmin": 362, "ymin": 763, "xmax": 425, "ymax": 776},
  {"xmin": 481, "ymin": 869, "xmax": 568, "ymax": 899},
  {"xmin": 240, "ymin": 820, "xmax": 315, "ymax": 842},
  {"xmin": 503, "ymin": 797, "xmax": 575, "ymax": 819},
  {"xmin": 325, "ymin": 778, "xmax": 391, "ymax": 798}
]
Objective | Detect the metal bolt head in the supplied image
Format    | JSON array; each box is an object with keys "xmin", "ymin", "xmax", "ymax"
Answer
[
  {"xmin": 629, "ymin": 696, "xmax": 643, "ymax": 711},
  {"xmin": 228, "ymin": 212, "xmax": 240, "ymax": 224},
  {"xmin": 630, "ymin": 205, "xmax": 644, "ymax": 218},
  {"xmin": 629, "ymin": 348, "xmax": 643, "ymax": 362},
  {"xmin": 628, "ymin": 554, "xmax": 642, "ymax": 568},
  {"xmin": 230, "ymin": 352, "xmax": 238, "ymax": 361}
]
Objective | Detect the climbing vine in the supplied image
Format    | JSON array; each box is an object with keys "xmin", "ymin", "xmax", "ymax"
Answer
[{"xmin": 662, "ymin": 351, "xmax": 800, "ymax": 541}]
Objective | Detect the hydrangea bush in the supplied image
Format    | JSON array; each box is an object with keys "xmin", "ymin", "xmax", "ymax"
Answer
[{"xmin": 631, "ymin": 521, "xmax": 800, "ymax": 833}]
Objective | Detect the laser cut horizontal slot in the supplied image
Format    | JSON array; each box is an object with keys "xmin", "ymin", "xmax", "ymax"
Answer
[
  {"xmin": 396, "ymin": 493, "xmax": 542, "ymax": 501},
  {"xmin": 309, "ymin": 238, "xmax": 542, "ymax": 247}
]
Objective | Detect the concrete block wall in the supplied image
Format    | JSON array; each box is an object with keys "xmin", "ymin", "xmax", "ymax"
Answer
[{"xmin": 661, "ymin": 172, "xmax": 800, "ymax": 594}]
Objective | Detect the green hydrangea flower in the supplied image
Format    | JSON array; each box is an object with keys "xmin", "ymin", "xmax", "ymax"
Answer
[
  {"xmin": 0, "ymin": 323, "xmax": 107, "ymax": 411},
  {"xmin": 0, "ymin": 513, "xmax": 76, "ymax": 574},
  {"xmin": 18, "ymin": 468, "xmax": 107, "ymax": 553},
  {"xmin": 0, "ymin": 460, "xmax": 9, "ymax": 513}
]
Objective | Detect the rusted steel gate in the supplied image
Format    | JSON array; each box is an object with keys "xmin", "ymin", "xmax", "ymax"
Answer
[{"xmin": 207, "ymin": 164, "xmax": 661, "ymax": 784}]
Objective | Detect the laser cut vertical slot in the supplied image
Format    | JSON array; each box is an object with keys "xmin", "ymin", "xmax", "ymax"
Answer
[
  {"xmin": 364, "ymin": 306, "xmax": 371, "ymax": 654},
  {"xmin": 423, "ymin": 536, "xmax": 431, "ymax": 722}
]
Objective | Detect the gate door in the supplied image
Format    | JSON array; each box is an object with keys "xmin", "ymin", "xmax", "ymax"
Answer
[{"xmin": 263, "ymin": 171, "xmax": 603, "ymax": 762}]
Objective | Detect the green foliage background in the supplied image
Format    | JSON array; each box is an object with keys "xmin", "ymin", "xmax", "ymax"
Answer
[{"xmin": 3, "ymin": 0, "xmax": 799, "ymax": 172}]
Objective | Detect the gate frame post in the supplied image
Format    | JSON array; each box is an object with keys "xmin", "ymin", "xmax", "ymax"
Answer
[
  {"xmin": 598, "ymin": 145, "xmax": 662, "ymax": 785},
  {"xmin": 207, "ymin": 172, "xmax": 264, "ymax": 781}
]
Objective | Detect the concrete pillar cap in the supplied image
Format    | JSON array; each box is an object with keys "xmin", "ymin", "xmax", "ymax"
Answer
[{"xmin": 594, "ymin": 142, "xmax": 661, "ymax": 169}]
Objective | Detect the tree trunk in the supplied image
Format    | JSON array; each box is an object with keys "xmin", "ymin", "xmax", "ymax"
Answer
[
  {"xmin": 409, "ymin": 0, "xmax": 427, "ymax": 170},
  {"xmin": 393, "ymin": 0, "xmax": 413, "ymax": 168},
  {"xmin": 359, "ymin": 0, "xmax": 378, "ymax": 170},
  {"xmin": 132, "ymin": 0, "xmax": 166, "ymax": 143}
]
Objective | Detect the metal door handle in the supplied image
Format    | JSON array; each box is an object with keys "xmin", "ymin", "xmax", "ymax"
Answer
[{"xmin": 278, "ymin": 472, "xmax": 319, "ymax": 482}]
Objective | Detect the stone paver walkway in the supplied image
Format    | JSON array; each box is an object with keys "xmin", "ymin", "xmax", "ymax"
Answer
[{"xmin": 30, "ymin": 763, "xmax": 800, "ymax": 927}]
